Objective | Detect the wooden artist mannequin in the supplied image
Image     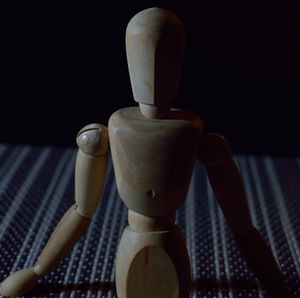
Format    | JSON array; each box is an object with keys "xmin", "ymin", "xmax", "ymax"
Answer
[{"xmin": 0, "ymin": 7, "xmax": 294, "ymax": 298}]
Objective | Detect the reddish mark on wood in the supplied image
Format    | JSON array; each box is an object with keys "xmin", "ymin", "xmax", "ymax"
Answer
[
  {"xmin": 145, "ymin": 247, "xmax": 149, "ymax": 265},
  {"xmin": 143, "ymin": 80, "xmax": 153, "ymax": 92}
]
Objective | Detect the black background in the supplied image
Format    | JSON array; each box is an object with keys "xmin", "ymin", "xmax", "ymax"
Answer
[{"xmin": 1, "ymin": 1, "xmax": 299, "ymax": 155}]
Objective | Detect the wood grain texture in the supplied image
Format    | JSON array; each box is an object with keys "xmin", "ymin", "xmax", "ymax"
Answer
[
  {"xmin": 128, "ymin": 209, "xmax": 176, "ymax": 232},
  {"xmin": 75, "ymin": 151, "xmax": 108, "ymax": 217},
  {"xmin": 116, "ymin": 225, "xmax": 191, "ymax": 298},
  {"xmin": 75, "ymin": 123, "xmax": 109, "ymax": 217},
  {"xmin": 34, "ymin": 205, "xmax": 91, "ymax": 275},
  {"xmin": 108, "ymin": 106, "xmax": 203, "ymax": 216},
  {"xmin": 126, "ymin": 7, "xmax": 185, "ymax": 108}
]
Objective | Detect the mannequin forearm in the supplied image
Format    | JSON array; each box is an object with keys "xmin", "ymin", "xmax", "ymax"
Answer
[
  {"xmin": 34, "ymin": 205, "xmax": 90, "ymax": 275},
  {"xmin": 199, "ymin": 133, "xmax": 294, "ymax": 298}
]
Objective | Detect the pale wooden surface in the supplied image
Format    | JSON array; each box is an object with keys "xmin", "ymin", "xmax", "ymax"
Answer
[
  {"xmin": 108, "ymin": 107, "xmax": 203, "ymax": 217},
  {"xmin": 116, "ymin": 225, "xmax": 191, "ymax": 298},
  {"xmin": 111, "ymin": 7, "xmax": 199, "ymax": 297},
  {"xmin": 75, "ymin": 123, "xmax": 109, "ymax": 217},
  {"xmin": 126, "ymin": 7, "xmax": 185, "ymax": 109}
]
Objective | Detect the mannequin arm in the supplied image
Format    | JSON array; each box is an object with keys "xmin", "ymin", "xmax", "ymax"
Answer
[
  {"xmin": 198, "ymin": 133, "xmax": 252, "ymax": 236},
  {"xmin": 0, "ymin": 123, "xmax": 109, "ymax": 297},
  {"xmin": 34, "ymin": 123, "xmax": 109, "ymax": 275},
  {"xmin": 198, "ymin": 133, "xmax": 294, "ymax": 298}
]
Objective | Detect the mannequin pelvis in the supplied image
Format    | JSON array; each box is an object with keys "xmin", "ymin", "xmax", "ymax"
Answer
[{"xmin": 116, "ymin": 219, "xmax": 191, "ymax": 298}]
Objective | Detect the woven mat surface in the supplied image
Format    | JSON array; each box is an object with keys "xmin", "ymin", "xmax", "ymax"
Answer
[{"xmin": 0, "ymin": 144, "xmax": 299, "ymax": 297}]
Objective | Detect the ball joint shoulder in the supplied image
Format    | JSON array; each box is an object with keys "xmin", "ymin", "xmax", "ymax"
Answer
[{"xmin": 76, "ymin": 123, "xmax": 109, "ymax": 157}]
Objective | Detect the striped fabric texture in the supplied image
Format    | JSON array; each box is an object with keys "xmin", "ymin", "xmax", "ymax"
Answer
[{"xmin": 0, "ymin": 144, "xmax": 299, "ymax": 297}]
